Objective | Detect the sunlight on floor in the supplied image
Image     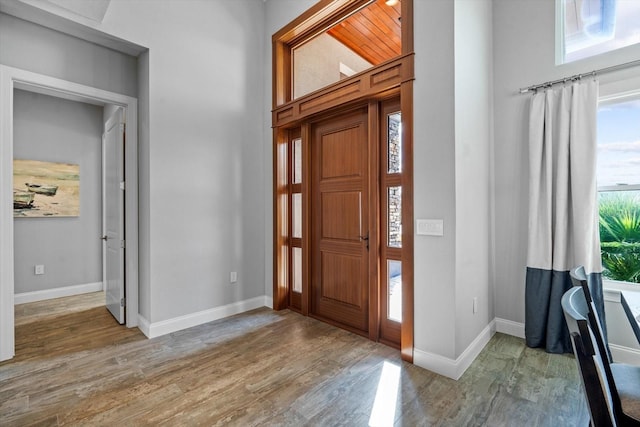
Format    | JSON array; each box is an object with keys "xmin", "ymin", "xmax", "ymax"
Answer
[{"xmin": 368, "ymin": 361, "xmax": 401, "ymax": 427}]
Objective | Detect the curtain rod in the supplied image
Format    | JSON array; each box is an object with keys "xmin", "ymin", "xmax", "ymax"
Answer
[{"xmin": 518, "ymin": 59, "xmax": 640, "ymax": 94}]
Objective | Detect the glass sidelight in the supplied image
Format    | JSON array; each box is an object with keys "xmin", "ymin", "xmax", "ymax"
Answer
[
  {"xmin": 387, "ymin": 260, "xmax": 402, "ymax": 322},
  {"xmin": 388, "ymin": 186, "xmax": 402, "ymax": 248},
  {"xmin": 387, "ymin": 112, "xmax": 401, "ymax": 174},
  {"xmin": 380, "ymin": 99, "xmax": 402, "ymax": 345},
  {"xmin": 289, "ymin": 134, "xmax": 303, "ymax": 309}
]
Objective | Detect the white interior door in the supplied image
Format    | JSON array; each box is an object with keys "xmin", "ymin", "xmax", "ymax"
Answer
[{"xmin": 103, "ymin": 107, "xmax": 125, "ymax": 324}]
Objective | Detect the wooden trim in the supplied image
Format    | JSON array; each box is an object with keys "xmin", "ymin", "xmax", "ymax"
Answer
[
  {"xmin": 273, "ymin": 127, "xmax": 289, "ymax": 310},
  {"xmin": 272, "ymin": 0, "xmax": 358, "ymax": 44},
  {"xmin": 367, "ymin": 100, "xmax": 380, "ymax": 342},
  {"xmin": 273, "ymin": 54, "xmax": 413, "ymax": 128},
  {"xmin": 301, "ymin": 123, "xmax": 312, "ymax": 316},
  {"xmin": 401, "ymin": 0, "xmax": 413, "ymax": 54},
  {"xmin": 400, "ymin": 79, "xmax": 414, "ymax": 362},
  {"xmin": 272, "ymin": 41, "xmax": 291, "ymax": 108},
  {"xmin": 288, "ymin": 129, "xmax": 302, "ymax": 310}
]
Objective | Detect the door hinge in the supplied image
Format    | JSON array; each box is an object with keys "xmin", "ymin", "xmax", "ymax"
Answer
[
  {"xmin": 121, "ymin": 240, "xmax": 126, "ymax": 249},
  {"xmin": 120, "ymin": 181, "xmax": 126, "ymax": 190},
  {"xmin": 120, "ymin": 297, "xmax": 126, "ymax": 307},
  {"xmin": 119, "ymin": 123, "xmax": 126, "ymax": 133}
]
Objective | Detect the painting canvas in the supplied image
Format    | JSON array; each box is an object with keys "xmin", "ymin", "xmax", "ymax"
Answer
[{"xmin": 13, "ymin": 159, "xmax": 80, "ymax": 217}]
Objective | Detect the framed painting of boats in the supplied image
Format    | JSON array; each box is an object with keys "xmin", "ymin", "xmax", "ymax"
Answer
[{"xmin": 13, "ymin": 159, "xmax": 80, "ymax": 218}]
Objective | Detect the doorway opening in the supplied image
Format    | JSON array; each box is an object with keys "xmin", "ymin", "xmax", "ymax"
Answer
[
  {"xmin": 272, "ymin": 0, "xmax": 414, "ymax": 360},
  {"xmin": 0, "ymin": 65, "xmax": 139, "ymax": 361}
]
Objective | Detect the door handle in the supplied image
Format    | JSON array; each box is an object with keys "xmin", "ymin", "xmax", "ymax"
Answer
[
  {"xmin": 359, "ymin": 233, "xmax": 369, "ymax": 251},
  {"xmin": 101, "ymin": 235, "xmax": 108, "ymax": 241}
]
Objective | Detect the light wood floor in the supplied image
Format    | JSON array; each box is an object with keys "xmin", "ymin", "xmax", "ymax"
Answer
[{"xmin": 1, "ymin": 293, "xmax": 589, "ymax": 426}]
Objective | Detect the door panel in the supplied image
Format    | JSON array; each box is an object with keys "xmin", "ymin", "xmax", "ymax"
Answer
[
  {"xmin": 320, "ymin": 127, "xmax": 364, "ymax": 179},
  {"xmin": 321, "ymin": 192, "xmax": 361, "ymax": 240},
  {"xmin": 311, "ymin": 107, "xmax": 370, "ymax": 333},
  {"xmin": 103, "ymin": 108, "xmax": 125, "ymax": 324},
  {"xmin": 321, "ymin": 252, "xmax": 362, "ymax": 306}
]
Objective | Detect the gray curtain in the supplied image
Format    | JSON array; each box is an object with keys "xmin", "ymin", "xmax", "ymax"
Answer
[{"xmin": 525, "ymin": 79, "xmax": 606, "ymax": 354}]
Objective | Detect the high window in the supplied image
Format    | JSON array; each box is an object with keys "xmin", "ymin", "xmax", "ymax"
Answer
[
  {"xmin": 559, "ymin": 0, "xmax": 640, "ymax": 63},
  {"xmin": 597, "ymin": 92, "xmax": 640, "ymax": 284},
  {"xmin": 292, "ymin": 0, "xmax": 401, "ymax": 99}
]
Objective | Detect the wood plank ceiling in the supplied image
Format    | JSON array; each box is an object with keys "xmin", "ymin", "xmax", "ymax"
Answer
[{"xmin": 327, "ymin": 0, "xmax": 401, "ymax": 66}]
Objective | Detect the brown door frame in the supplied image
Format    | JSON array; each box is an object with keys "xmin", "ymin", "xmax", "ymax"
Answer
[
  {"xmin": 378, "ymin": 96, "xmax": 402, "ymax": 348},
  {"xmin": 271, "ymin": 0, "xmax": 414, "ymax": 362}
]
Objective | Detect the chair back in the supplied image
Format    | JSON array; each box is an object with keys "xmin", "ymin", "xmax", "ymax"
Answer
[
  {"xmin": 562, "ymin": 287, "xmax": 616, "ymax": 427},
  {"xmin": 570, "ymin": 266, "xmax": 612, "ymax": 363}
]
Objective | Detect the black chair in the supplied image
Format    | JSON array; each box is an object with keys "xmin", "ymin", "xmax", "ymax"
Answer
[
  {"xmin": 569, "ymin": 266, "xmax": 612, "ymax": 362},
  {"xmin": 562, "ymin": 287, "xmax": 640, "ymax": 426}
]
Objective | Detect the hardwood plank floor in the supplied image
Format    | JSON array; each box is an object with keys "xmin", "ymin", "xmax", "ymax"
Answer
[{"xmin": 1, "ymin": 293, "xmax": 589, "ymax": 426}]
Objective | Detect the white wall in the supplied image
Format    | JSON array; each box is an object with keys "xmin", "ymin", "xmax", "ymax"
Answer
[
  {"xmin": 412, "ymin": 0, "xmax": 457, "ymax": 359},
  {"xmin": 454, "ymin": 0, "xmax": 494, "ymax": 355},
  {"xmin": 137, "ymin": 50, "xmax": 151, "ymax": 320},
  {"xmin": 492, "ymin": 0, "xmax": 640, "ymax": 326},
  {"xmin": 13, "ymin": 90, "xmax": 103, "ymax": 293},
  {"xmin": 2, "ymin": 1, "xmax": 268, "ymax": 324},
  {"xmin": 92, "ymin": 0, "xmax": 268, "ymax": 323},
  {"xmin": 0, "ymin": 13, "xmax": 137, "ymax": 97}
]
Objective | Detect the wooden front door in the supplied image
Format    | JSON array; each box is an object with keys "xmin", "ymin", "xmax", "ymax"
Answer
[{"xmin": 311, "ymin": 107, "xmax": 371, "ymax": 334}]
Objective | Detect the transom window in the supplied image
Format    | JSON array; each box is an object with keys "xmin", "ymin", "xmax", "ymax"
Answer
[{"xmin": 291, "ymin": 0, "xmax": 401, "ymax": 99}]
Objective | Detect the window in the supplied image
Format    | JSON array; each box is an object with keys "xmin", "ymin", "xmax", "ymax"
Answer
[
  {"xmin": 291, "ymin": 0, "xmax": 401, "ymax": 99},
  {"xmin": 559, "ymin": 0, "xmax": 640, "ymax": 63},
  {"xmin": 597, "ymin": 93, "xmax": 640, "ymax": 284}
]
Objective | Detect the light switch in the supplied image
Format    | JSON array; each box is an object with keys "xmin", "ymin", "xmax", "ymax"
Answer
[{"xmin": 416, "ymin": 219, "xmax": 444, "ymax": 236}]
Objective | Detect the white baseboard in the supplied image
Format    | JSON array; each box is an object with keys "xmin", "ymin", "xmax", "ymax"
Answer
[
  {"xmin": 610, "ymin": 343, "xmax": 640, "ymax": 366},
  {"xmin": 264, "ymin": 295, "xmax": 273, "ymax": 309},
  {"xmin": 495, "ymin": 317, "xmax": 525, "ymax": 339},
  {"xmin": 414, "ymin": 320, "xmax": 496, "ymax": 380},
  {"xmin": 139, "ymin": 296, "xmax": 268, "ymax": 339},
  {"xmin": 137, "ymin": 314, "xmax": 151, "ymax": 338},
  {"xmin": 14, "ymin": 282, "xmax": 103, "ymax": 305}
]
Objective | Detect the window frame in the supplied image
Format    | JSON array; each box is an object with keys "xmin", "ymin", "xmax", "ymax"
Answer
[
  {"xmin": 556, "ymin": 0, "xmax": 640, "ymax": 65},
  {"xmin": 597, "ymin": 89, "xmax": 640, "ymax": 288}
]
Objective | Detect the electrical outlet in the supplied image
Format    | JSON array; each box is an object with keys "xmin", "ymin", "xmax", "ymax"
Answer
[
  {"xmin": 35, "ymin": 265, "xmax": 45, "ymax": 275},
  {"xmin": 473, "ymin": 297, "xmax": 478, "ymax": 314},
  {"xmin": 230, "ymin": 271, "xmax": 237, "ymax": 283}
]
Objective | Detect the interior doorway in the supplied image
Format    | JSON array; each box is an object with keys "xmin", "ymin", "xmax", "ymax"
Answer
[
  {"xmin": 0, "ymin": 65, "xmax": 139, "ymax": 362},
  {"xmin": 103, "ymin": 106, "xmax": 126, "ymax": 324}
]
